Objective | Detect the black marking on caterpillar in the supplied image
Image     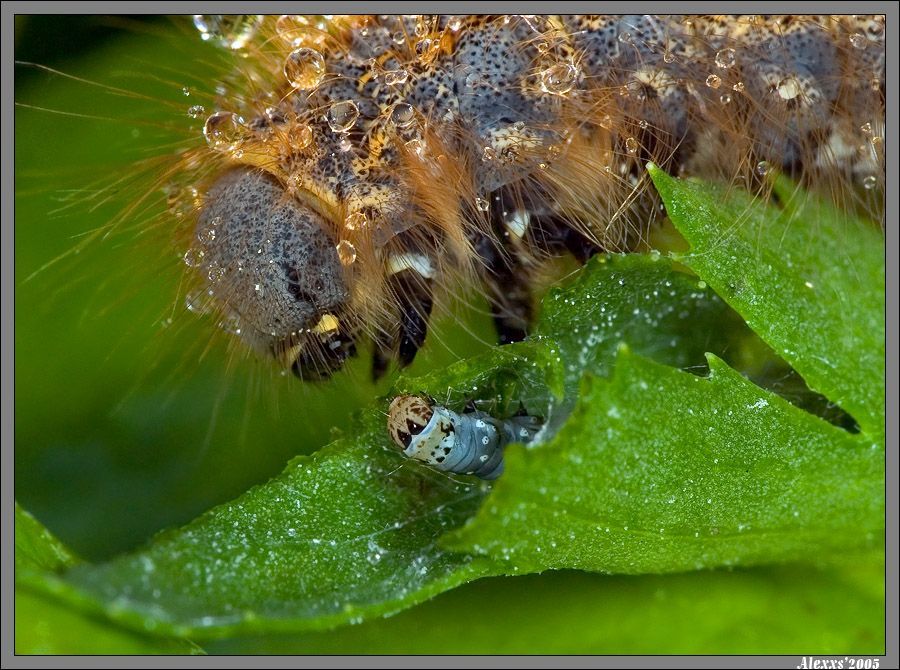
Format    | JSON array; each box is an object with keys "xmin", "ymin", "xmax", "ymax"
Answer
[
  {"xmin": 387, "ymin": 394, "xmax": 544, "ymax": 479},
  {"xmin": 176, "ymin": 15, "xmax": 885, "ymax": 380}
]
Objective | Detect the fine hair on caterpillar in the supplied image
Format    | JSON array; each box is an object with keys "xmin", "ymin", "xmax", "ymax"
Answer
[{"xmin": 19, "ymin": 14, "xmax": 886, "ymax": 387}]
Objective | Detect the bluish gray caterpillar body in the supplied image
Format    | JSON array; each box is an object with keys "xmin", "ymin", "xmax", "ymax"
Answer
[{"xmin": 173, "ymin": 15, "xmax": 885, "ymax": 379}]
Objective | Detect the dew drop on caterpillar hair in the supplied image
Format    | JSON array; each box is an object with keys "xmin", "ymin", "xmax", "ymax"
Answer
[{"xmin": 21, "ymin": 15, "xmax": 887, "ymax": 389}]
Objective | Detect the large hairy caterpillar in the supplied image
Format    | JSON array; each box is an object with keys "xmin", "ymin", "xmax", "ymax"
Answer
[
  {"xmin": 166, "ymin": 14, "xmax": 885, "ymax": 381},
  {"xmin": 20, "ymin": 14, "xmax": 886, "ymax": 386}
]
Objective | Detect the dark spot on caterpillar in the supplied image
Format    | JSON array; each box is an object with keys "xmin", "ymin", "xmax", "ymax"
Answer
[
  {"xmin": 285, "ymin": 268, "xmax": 317, "ymax": 305},
  {"xmin": 395, "ymin": 430, "xmax": 412, "ymax": 448},
  {"xmin": 406, "ymin": 418, "xmax": 426, "ymax": 435}
]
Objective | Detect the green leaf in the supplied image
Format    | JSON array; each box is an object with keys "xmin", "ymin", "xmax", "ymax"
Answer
[
  {"xmin": 16, "ymin": 503, "xmax": 78, "ymax": 573},
  {"xmin": 15, "ymin": 588, "xmax": 204, "ymax": 655},
  {"xmin": 30, "ymin": 420, "xmax": 500, "ymax": 640},
  {"xmin": 445, "ymin": 351, "xmax": 882, "ymax": 572},
  {"xmin": 15, "ymin": 503, "xmax": 202, "ymax": 655},
  {"xmin": 647, "ymin": 165, "xmax": 885, "ymax": 436},
  {"xmin": 24, "ymin": 255, "xmax": 737, "ymax": 639},
  {"xmin": 207, "ymin": 563, "xmax": 884, "ymax": 655},
  {"xmin": 534, "ymin": 254, "xmax": 743, "ymax": 396}
]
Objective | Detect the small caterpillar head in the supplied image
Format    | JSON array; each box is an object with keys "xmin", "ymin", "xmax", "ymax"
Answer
[
  {"xmin": 192, "ymin": 167, "xmax": 352, "ymax": 376},
  {"xmin": 387, "ymin": 394, "xmax": 459, "ymax": 467},
  {"xmin": 387, "ymin": 395, "xmax": 435, "ymax": 451}
]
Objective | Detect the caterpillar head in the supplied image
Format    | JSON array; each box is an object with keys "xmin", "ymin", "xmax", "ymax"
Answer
[
  {"xmin": 192, "ymin": 167, "xmax": 355, "ymax": 378},
  {"xmin": 388, "ymin": 395, "xmax": 456, "ymax": 464}
]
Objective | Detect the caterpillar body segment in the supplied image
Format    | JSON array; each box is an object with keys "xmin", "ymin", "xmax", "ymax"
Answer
[
  {"xmin": 387, "ymin": 394, "xmax": 544, "ymax": 479},
  {"xmin": 183, "ymin": 15, "xmax": 885, "ymax": 379}
]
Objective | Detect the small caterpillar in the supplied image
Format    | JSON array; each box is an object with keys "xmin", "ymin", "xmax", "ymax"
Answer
[
  {"xmin": 387, "ymin": 394, "xmax": 543, "ymax": 479},
  {"xmin": 170, "ymin": 14, "xmax": 884, "ymax": 381}
]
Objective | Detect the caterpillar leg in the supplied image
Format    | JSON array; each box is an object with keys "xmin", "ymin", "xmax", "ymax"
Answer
[
  {"xmin": 475, "ymin": 229, "xmax": 533, "ymax": 346},
  {"xmin": 371, "ymin": 264, "xmax": 435, "ymax": 380}
]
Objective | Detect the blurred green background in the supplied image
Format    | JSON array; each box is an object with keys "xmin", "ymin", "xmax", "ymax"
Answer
[{"xmin": 14, "ymin": 15, "xmax": 884, "ymax": 654}]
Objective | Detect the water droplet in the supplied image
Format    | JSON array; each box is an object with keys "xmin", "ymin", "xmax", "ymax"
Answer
[
  {"xmin": 705, "ymin": 74, "xmax": 721, "ymax": 89},
  {"xmin": 475, "ymin": 197, "xmax": 490, "ymax": 212},
  {"xmin": 284, "ymin": 47, "xmax": 326, "ymax": 90},
  {"xmin": 415, "ymin": 38, "xmax": 438, "ymax": 61},
  {"xmin": 203, "ymin": 111, "xmax": 244, "ymax": 151},
  {"xmin": 344, "ymin": 211, "xmax": 368, "ymax": 230},
  {"xmin": 719, "ymin": 93, "xmax": 732, "ymax": 105},
  {"xmin": 196, "ymin": 225, "xmax": 216, "ymax": 244},
  {"xmin": 392, "ymin": 30, "xmax": 406, "ymax": 45},
  {"xmin": 464, "ymin": 70, "xmax": 483, "ymax": 88},
  {"xmin": 617, "ymin": 31, "xmax": 632, "ymax": 44},
  {"xmin": 192, "ymin": 15, "xmax": 261, "ymax": 50},
  {"xmin": 448, "ymin": 16, "xmax": 463, "ymax": 32},
  {"xmin": 663, "ymin": 51, "xmax": 675, "ymax": 63},
  {"xmin": 384, "ymin": 68, "xmax": 409, "ymax": 86},
  {"xmin": 185, "ymin": 290, "xmax": 211, "ymax": 314},
  {"xmin": 599, "ymin": 114, "xmax": 613, "ymax": 130},
  {"xmin": 481, "ymin": 146, "xmax": 497, "ymax": 162},
  {"xmin": 327, "ymin": 100, "xmax": 359, "ymax": 133},
  {"xmin": 776, "ymin": 77, "xmax": 801, "ymax": 101},
  {"xmin": 862, "ymin": 175, "xmax": 877, "ymax": 190},
  {"xmin": 287, "ymin": 124, "xmax": 313, "ymax": 151},
  {"xmin": 181, "ymin": 87, "xmax": 192, "ymax": 97},
  {"xmin": 860, "ymin": 122, "xmax": 872, "ymax": 134},
  {"xmin": 336, "ymin": 240, "xmax": 357, "ymax": 265},
  {"xmin": 218, "ymin": 313, "xmax": 241, "ymax": 334},
  {"xmin": 540, "ymin": 62, "xmax": 578, "ymax": 95},
  {"xmin": 183, "ymin": 248, "xmax": 204, "ymax": 267},
  {"xmin": 638, "ymin": 119, "xmax": 649, "ymax": 130},
  {"xmin": 275, "ymin": 15, "xmax": 309, "ymax": 44},
  {"xmin": 187, "ymin": 105, "xmax": 206, "ymax": 119},
  {"xmin": 732, "ymin": 81, "xmax": 745, "ymax": 93},
  {"xmin": 390, "ymin": 102, "xmax": 416, "ymax": 128},
  {"xmin": 755, "ymin": 160, "xmax": 771, "ymax": 176},
  {"xmin": 167, "ymin": 186, "xmax": 199, "ymax": 219},
  {"xmin": 871, "ymin": 135, "xmax": 884, "ymax": 150},
  {"xmin": 207, "ymin": 261, "xmax": 225, "ymax": 282},
  {"xmin": 405, "ymin": 138, "xmax": 426, "ymax": 158},
  {"xmin": 850, "ymin": 32, "xmax": 867, "ymax": 49},
  {"xmin": 625, "ymin": 137, "xmax": 638, "ymax": 154},
  {"xmin": 715, "ymin": 48, "xmax": 736, "ymax": 68},
  {"xmin": 338, "ymin": 135, "xmax": 353, "ymax": 152},
  {"xmin": 547, "ymin": 144, "xmax": 561, "ymax": 160}
]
